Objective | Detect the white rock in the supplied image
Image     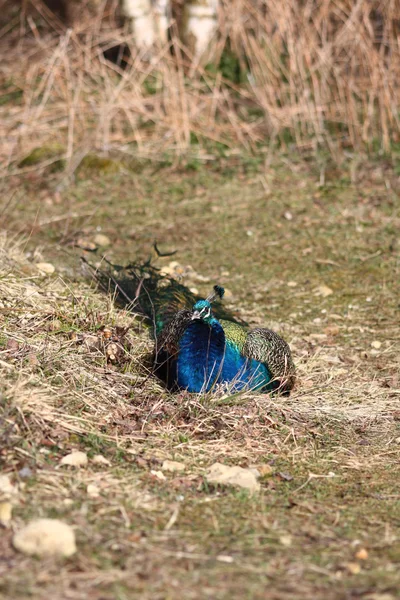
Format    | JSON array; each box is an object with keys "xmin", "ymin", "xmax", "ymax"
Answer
[
  {"xmin": 314, "ymin": 285, "xmax": 333, "ymax": 297},
  {"xmin": 371, "ymin": 340, "xmax": 382, "ymax": 349},
  {"xmin": 0, "ymin": 474, "xmax": 17, "ymax": 497},
  {"xmin": 36, "ymin": 263, "xmax": 55, "ymax": 275},
  {"xmin": 206, "ymin": 463, "xmax": 260, "ymax": 493},
  {"xmin": 93, "ymin": 234, "xmax": 111, "ymax": 247},
  {"xmin": 92, "ymin": 454, "xmax": 111, "ymax": 466},
  {"xmin": 150, "ymin": 470, "xmax": 167, "ymax": 481},
  {"xmin": 87, "ymin": 484, "xmax": 100, "ymax": 498},
  {"xmin": 161, "ymin": 460, "xmax": 186, "ymax": 473},
  {"xmin": 280, "ymin": 534, "xmax": 292, "ymax": 547},
  {"xmin": 13, "ymin": 519, "xmax": 76, "ymax": 557},
  {"xmin": 60, "ymin": 451, "xmax": 88, "ymax": 467}
]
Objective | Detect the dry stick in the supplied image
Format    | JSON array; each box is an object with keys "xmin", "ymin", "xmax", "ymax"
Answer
[{"xmin": 293, "ymin": 471, "xmax": 336, "ymax": 494}]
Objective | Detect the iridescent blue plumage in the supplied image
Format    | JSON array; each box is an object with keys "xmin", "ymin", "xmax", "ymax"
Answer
[{"xmin": 172, "ymin": 298, "xmax": 272, "ymax": 393}]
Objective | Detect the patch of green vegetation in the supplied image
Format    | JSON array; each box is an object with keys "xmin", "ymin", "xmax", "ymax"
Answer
[
  {"xmin": 79, "ymin": 154, "xmax": 123, "ymax": 174},
  {"xmin": 0, "ymin": 79, "xmax": 23, "ymax": 106},
  {"xmin": 18, "ymin": 144, "xmax": 66, "ymax": 172},
  {"xmin": 206, "ymin": 42, "xmax": 248, "ymax": 86}
]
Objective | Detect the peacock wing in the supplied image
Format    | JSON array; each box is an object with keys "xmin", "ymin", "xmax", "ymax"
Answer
[{"xmin": 243, "ymin": 328, "xmax": 296, "ymax": 393}]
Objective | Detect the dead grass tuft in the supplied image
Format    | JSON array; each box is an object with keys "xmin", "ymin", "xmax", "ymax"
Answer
[{"xmin": 1, "ymin": 0, "xmax": 400, "ymax": 173}]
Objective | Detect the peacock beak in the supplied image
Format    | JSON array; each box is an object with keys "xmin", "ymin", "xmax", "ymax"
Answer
[{"xmin": 192, "ymin": 311, "xmax": 201, "ymax": 320}]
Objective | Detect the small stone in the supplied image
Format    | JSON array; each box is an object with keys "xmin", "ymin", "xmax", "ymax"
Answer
[
  {"xmin": 216, "ymin": 554, "xmax": 234, "ymax": 563},
  {"xmin": 324, "ymin": 325, "xmax": 340, "ymax": 336},
  {"xmin": 76, "ymin": 238, "xmax": 97, "ymax": 251},
  {"xmin": 151, "ymin": 470, "xmax": 167, "ymax": 481},
  {"xmin": 93, "ymin": 234, "xmax": 111, "ymax": 247},
  {"xmin": 92, "ymin": 454, "xmax": 111, "ymax": 466},
  {"xmin": 60, "ymin": 451, "xmax": 88, "ymax": 467},
  {"xmin": 13, "ymin": 519, "xmax": 76, "ymax": 557},
  {"xmin": 287, "ymin": 281, "xmax": 297, "ymax": 287},
  {"xmin": 222, "ymin": 288, "xmax": 234, "ymax": 301},
  {"xmin": 346, "ymin": 562, "xmax": 361, "ymax": 575},
  {"xmin": 36, "ymin": 263, "xmax": 55, "ymax": 275},
  {"xmin": 87, "ymin": 484, "xmax": 100, "ymax": 498},
  {"xmin": 0, "ymin": 474, "xmax": 17, "ymax": 497},
  {"xmin": 371, "ymin": 340, "xmax": 382, "ymax": 349},
  {"xmin": 355, "ymin": 548, "xmax": 368, "ymax": 560},
  {"xmin": 279, "ymin": 534, "xmax": 292, "ymax": 547},
  {"xmin": 314, "ymin": 285, "xmax": 333, "ymax": 297},
  {"xmin": 206, "ymin": 463, "xmax": 260, "ymax": 494},
  {"xmin": 284, "ymin": 211, "xmax": 293, "ymax": 220},
  {"xmin": 161, "ymin": 460, "xmax": 185, "ymax": 473},
  {"xmin": 0, "ymin": 502, "xmax": 12, "ymax": 527},
  {"xmin": 257, "ymin": 464, "xmax": 274, "ymax": 477}
]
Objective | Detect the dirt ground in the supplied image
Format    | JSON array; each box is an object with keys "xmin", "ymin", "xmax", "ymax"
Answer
[{"xmin": 1, "ymin": 157, "xmax": 399, "ymax": 599}]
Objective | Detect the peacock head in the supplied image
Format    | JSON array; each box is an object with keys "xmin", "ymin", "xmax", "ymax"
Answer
[
  {"xmin": 192, "ymin": 299, "xmax": 214, "ymax": 324},
  {"xmin": 191, "ymin": 285, "xmax": 225, "ymax": 324}
]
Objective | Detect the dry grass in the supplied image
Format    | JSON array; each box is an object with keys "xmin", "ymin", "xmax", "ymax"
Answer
[
  {"xmin": 1, "ymin": 0, "xmax": 400, "ymax": 175},
  {"xmin": 1, "ymin": 229, "xmax": 397, "ymax": 452},
  {"xmin": 1, "ymin": 229, "xmax": 400, "ymax": 599}
]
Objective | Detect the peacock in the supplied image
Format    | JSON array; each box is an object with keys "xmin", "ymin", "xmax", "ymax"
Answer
[{"xmin": 87, "ymin": 257, "xmax": 295, "ymax": 394}]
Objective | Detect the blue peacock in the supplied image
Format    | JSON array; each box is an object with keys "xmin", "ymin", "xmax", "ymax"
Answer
[{"xmin": 90, "ymin": 259, "xmax": 295, "ymax": 394}]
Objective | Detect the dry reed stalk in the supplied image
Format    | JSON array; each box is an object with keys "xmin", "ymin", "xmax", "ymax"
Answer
[{"xmin": 0, "ymin": 0, "xmax": 399, "ymax": 171}]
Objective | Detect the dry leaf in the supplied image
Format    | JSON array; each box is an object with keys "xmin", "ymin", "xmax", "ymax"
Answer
[
  {"xmin": 257, "ymin": 464, "xmax": 274, "ymax": 477},
  {"xmin": 324, "ymin": 326, "xmax": 340, "ymax": 336}
]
